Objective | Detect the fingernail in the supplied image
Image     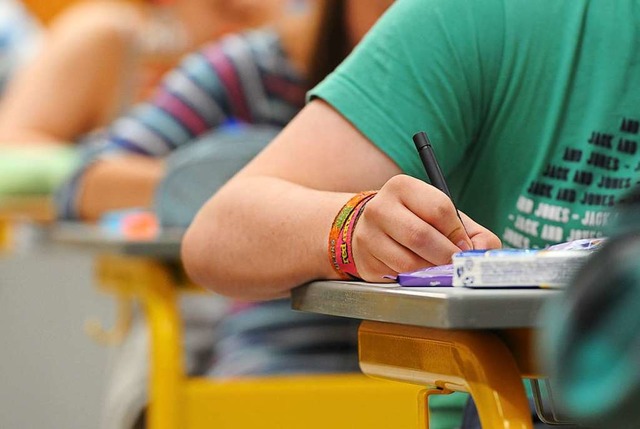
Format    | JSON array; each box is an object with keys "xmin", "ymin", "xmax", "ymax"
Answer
[{"xmin": 457, "ymin": 240, "xmax": 472, "ymax": 251}]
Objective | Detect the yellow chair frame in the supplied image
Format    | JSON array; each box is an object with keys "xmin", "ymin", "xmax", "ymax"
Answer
[{"xmin": 95, "ymin": 253, "xmax": 425, "ymax": 429}]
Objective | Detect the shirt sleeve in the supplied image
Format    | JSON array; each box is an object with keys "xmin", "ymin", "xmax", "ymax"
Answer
[{"xmin": 309, "ymin": 0, "xmax": 504, "ymax": 181}]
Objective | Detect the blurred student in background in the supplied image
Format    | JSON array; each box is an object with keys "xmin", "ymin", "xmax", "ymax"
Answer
[
  {"xmin": 55, "ymin": 0, "xmax": 391, "ymax": 222},
  {"xmin": 0, "ymin": 0, "xmax": 282, "ymax": 145},
  {"xmin": 55, "ymin": 1, "xmax": 405, "ymax": 428},
  {"xmin": 0, "ymin": 0, "xmax": 282, "ymax": 199}
]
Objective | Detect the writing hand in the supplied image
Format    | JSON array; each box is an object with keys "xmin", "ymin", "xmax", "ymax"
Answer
[{"xmin": 352, "ymin": 175, "xmax": 501, "ymax": 282}]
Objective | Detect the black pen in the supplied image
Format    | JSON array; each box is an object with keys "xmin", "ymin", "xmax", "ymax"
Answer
[{"xmin": 412, "ymin": 131, "xmax": 471, "ymax": 244}]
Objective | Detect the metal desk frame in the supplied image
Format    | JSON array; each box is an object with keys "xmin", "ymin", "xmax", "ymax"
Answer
[{"xmin": 293, "ymin": 281, "xmax": 559, "ymax": 429}]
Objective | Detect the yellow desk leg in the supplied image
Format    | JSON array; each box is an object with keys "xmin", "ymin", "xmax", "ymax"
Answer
[
  {"xmin": 97, "ymin": 255, "xmax": 185, "ymax": 429},
  {"xmin": 143, "ymin": 267, "xmax": 184, "ymax": 429},
  {"xmin": 358, "ymin": 321, "xmax": 533, "ymax": 429}
]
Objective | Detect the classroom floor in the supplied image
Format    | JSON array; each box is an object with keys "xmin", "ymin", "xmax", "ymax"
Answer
[{"xmin": 0, "ymin": 233, "xmax": 113, "ymax": 428}]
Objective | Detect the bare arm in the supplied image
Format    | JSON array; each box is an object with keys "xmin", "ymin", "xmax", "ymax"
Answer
[
  {"xmin": 182, "ymin": 100, "xmax": 500, "ymax": 300},
  {"xmin": 77, "ymin": 156, "xmax": 164, "ymax": 221},
  {"xmin": 0, "ymin": 2, "xmax": 142, "ymax": 144}
]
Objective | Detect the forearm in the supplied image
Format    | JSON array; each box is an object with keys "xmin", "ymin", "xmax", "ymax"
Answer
[
  {"xmin": 76, "ymin": 156, "xmax": 164, "ymax": 221},
  {"xmin": 183, "ymin": 176, "xmax": 352, "ymax": 300}
]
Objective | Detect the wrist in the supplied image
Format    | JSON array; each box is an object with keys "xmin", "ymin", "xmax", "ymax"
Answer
[{"xmin": 328, "ymin": 191, "xmax": 377, "ymax": 280}]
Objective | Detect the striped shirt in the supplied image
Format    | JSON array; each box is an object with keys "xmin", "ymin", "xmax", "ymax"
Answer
[
  {"xmin": 57, "ymin": 28, "xmax": 361, "ymax": 381},
  {"xmin": 57, "ymin": 29, "xmax": 306, "ymax": 218}
]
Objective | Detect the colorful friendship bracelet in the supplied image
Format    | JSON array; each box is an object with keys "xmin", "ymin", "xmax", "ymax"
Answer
[
  {"xmin": 328, "ymin": 191, "xmax": 377, "ymax": 280},
  {"xmin": 336, "ymin": 194, "xmax": 376, "ymax": 278}
]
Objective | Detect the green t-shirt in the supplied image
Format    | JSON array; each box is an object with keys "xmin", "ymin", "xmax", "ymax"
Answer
[
  {"xmin": 313, "ymin": 0, "xmax": 640, "ymax": 249},
  {"xmin": 311, "ymin": 0, "xmax": 640, "ymax": 426}
]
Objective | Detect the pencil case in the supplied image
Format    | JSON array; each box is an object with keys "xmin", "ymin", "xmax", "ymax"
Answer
[{"xmin": 452, "ymin": 238, "xmax": 604, "ymax": 288}]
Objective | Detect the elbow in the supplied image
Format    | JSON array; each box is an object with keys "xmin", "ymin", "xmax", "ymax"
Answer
[
  {"xmin": 182, "ymin": 182, "xmax": 298, "ymax": 301},
  {"xmin": 182, "ymin": 209, "xmax": 239, "ymax": 298},
  {"xmin": 181, "ymin": 202, "xmax": 292, "ymax": 301},
  {"xmin": 182, "ymin": 219, "xmax": 221, "ymax": 294}
]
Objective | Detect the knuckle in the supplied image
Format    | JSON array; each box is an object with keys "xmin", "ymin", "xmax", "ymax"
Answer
[
  {"xmin": 385, "ymin": 174, "xmax": 404, "ymax": 189},
  {"xmin": 383, "ymin": 174, "xmax": 410, "ymax": 194},
  {"xmin": 431, "ymin": 201, "xmax": 455, "ymax": 220},
  {"xmin": 445, "ymin": 225, "xmax": 465, "ymax": 241},
  {"xmin": 389, "ymin": 253, "xmax": 420, "ymax": 274},
  {"xmin": 404, "ymin": 224, "xmax": 429, "ymax": 249},
  {"xmin": 394, "ymin": 260, "xmax": 415, "ymax": 275}
]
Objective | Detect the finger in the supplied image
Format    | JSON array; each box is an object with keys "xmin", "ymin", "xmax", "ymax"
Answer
[
  {"xmin": 369, "ymin": 233, "xmax": 435, "ymax": 274},
  {"xmin": 350, "ymin": 221, "xmax": 397, "ymax": 279},
  {"xmin": 353, "ymin": 199, "xmax": 443, "ymax": 268},
  {"xmin": 471, "ymin": 232, "xmax": 502, "ymax": 250},
  {"xmin": 388, "ymin": 176, "xmax": 473, "ymax": 250},
  {"xmin": 403, "ymin": 191, "xmax": 472, "ymax": 250},
  {"xmin": 458, "ymin": 211, "xmax": 502, "ymax": 250},
  {"xmin": 354, "ymin": 231, "xmax": 432, "ymax": 280},
  {"xmin": 357, "ymin": 251, "xmax": 396, "ymax": 283},
  {"xmin": 364, "ymin": 198, "xmax": 462, "ymax": 265}
]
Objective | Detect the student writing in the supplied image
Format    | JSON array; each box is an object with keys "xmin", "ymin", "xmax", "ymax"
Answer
[{"xmin": 183, "ymin": 1, "xmax": 640, "ymax": 426}]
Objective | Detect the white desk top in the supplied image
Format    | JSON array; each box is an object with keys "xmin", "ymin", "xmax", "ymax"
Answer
[{"xmin": 291, "ymin": 281, "xmax": 559, "ymax": 329}]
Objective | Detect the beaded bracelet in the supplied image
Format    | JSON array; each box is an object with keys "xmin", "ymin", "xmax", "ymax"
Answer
[{"xmin": 328, "ymin": 191, "xmax": 377, "ymax": 280}]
